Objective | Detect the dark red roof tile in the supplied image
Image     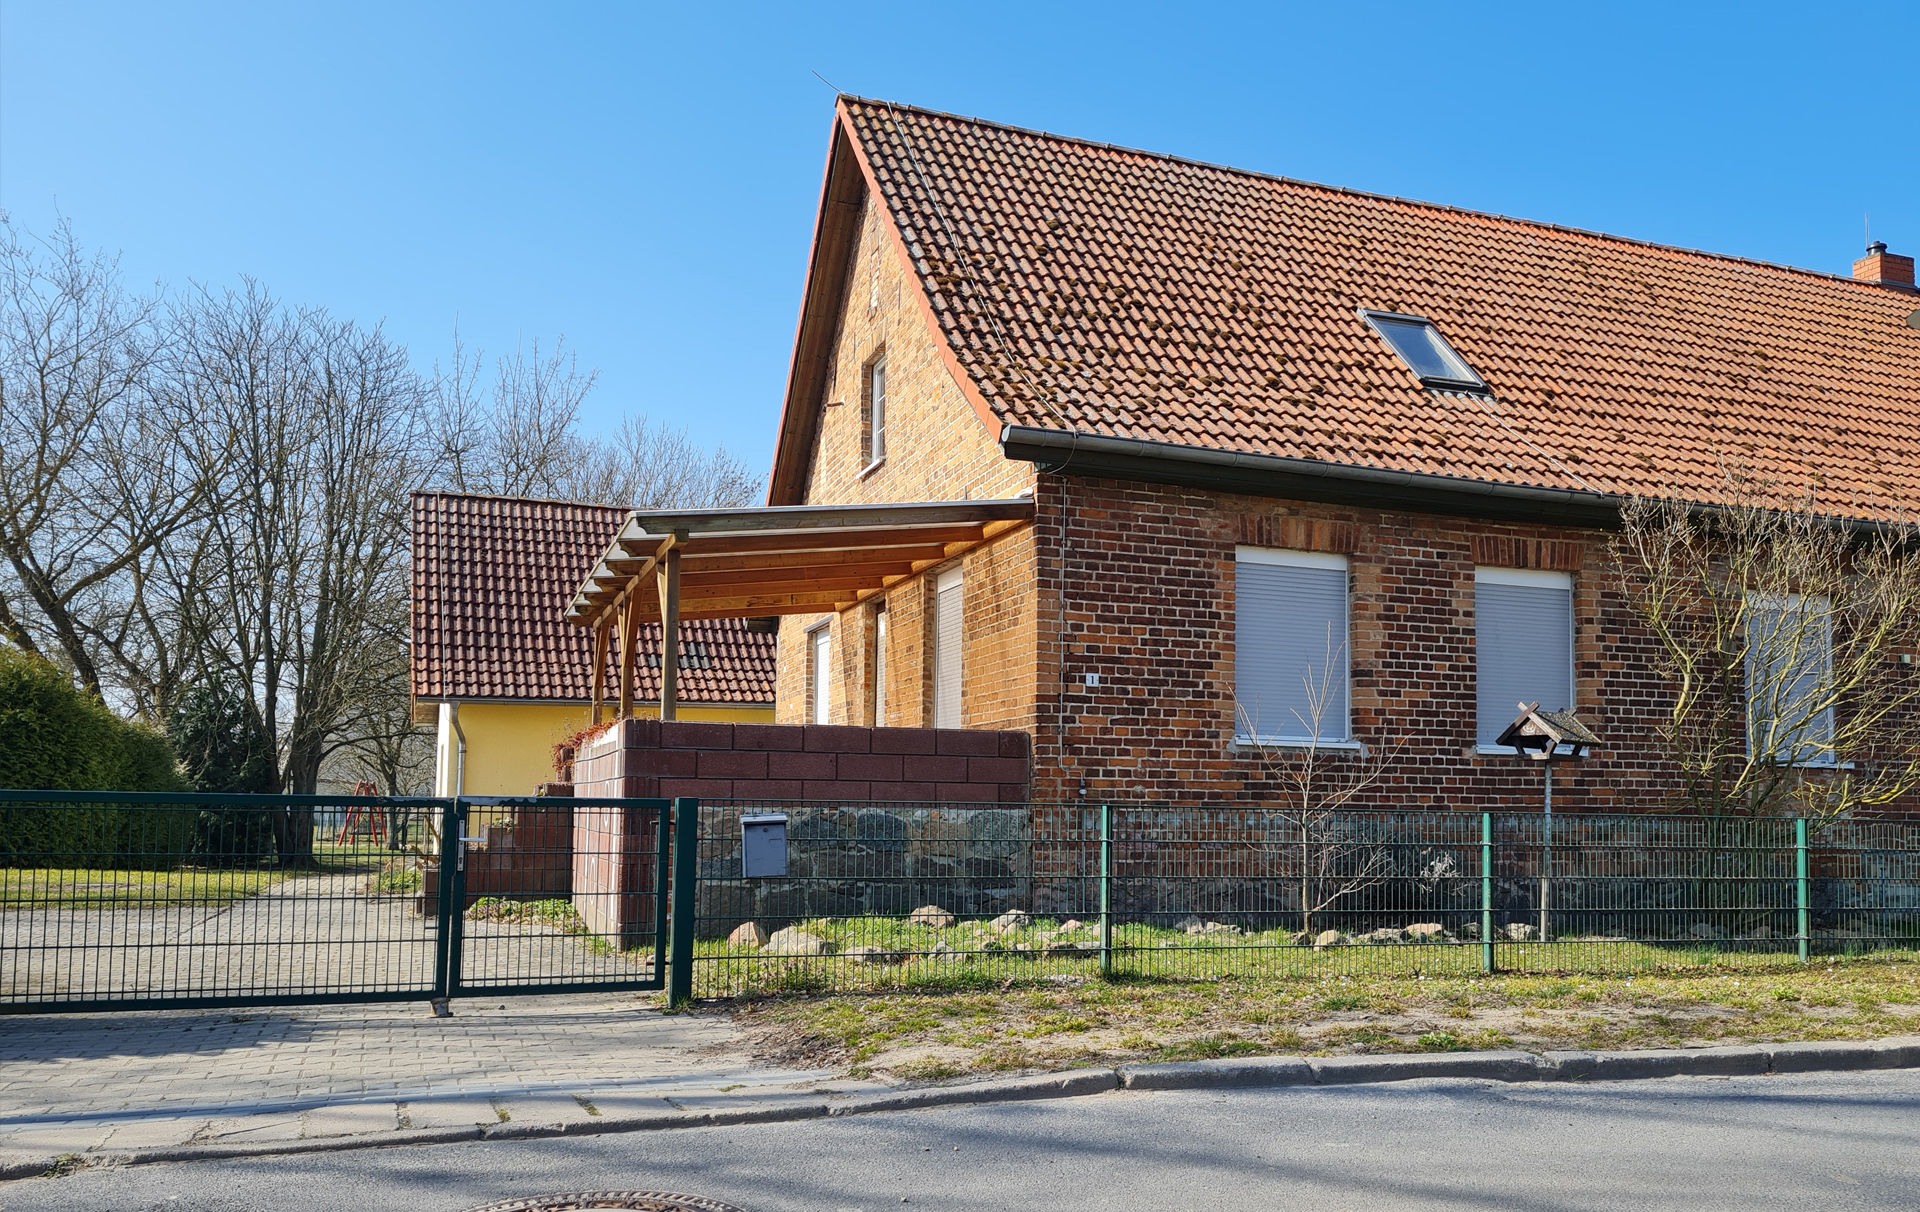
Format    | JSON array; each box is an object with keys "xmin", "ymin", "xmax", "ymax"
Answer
[
  {"xmin": 842, "ymin": 99, "xmax": 1920, "ymax": 519},
  {"xmin": 411, "ymin": 493, "xmax": 776, "ymax": 703}
]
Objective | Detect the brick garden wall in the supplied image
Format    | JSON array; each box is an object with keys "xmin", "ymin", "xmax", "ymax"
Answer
[{"xmin": 573, "ymin": 717, "xmax": 1030, "ymax": 803}]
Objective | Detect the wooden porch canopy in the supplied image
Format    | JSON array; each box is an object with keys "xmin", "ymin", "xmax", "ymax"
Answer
[{"xmin": 565, "ymin": 498, "xmax": 1034, "ymax": 723}]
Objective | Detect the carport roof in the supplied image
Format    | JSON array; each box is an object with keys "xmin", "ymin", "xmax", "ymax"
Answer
[{"xmin": 565, "ymin": 498, "xmax": 1034, "ymax": 630}]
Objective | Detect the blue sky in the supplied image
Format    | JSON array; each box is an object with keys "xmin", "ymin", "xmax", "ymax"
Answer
[{"xmin": 4, "ymin": 2, "xmax": 1915, "ymax": 485}]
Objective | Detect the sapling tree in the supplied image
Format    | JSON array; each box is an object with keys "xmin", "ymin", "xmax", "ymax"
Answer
[{"xmin": 1236, "ymin": 634, "xmax": 1403, "ymax": 938}]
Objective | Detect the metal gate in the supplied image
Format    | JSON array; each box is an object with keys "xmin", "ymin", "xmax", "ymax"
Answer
[{"xmin": 0, "ymin": 790, "xmax": 692, "ymax": 1013}]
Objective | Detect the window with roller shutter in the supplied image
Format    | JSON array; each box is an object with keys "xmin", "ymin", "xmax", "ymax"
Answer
[
  {"xmin": 931, "ymin": 568, "xmax": 963, "ymax": 729},
  {"xmin": 1233, "ymin": 548, "xmax": 1349, "ymax": 743},
  {"xmin": 873, "ymin": 607, "xmax": 889, "ymax": 727},
  {"xmin": 1475, "ymin": 568, "xmax": 1574, "ymax": 747},
  {"xmin": 807, "ymin": 623, "xmax": 832, "ymax": 725}
]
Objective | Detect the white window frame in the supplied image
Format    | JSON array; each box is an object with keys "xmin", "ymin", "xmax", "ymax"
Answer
[
  {"xmin": 861, "ymin": 356, "xmax": 887, "ymax": 474},
  {"xmin": 931, "ymin": 566, "xmax": 963, "ymax": 729},
  {"xmin": 1745, "ymin": 592, "xmax": 1837, "ymax": 767},
  {"xmin": 873, "ymin": 606, "xmax": 888, "ymax": 727},
  {"xmin": 807, "ymin": 622, "xmax": 832, "ymax": 726},
  {"xmin": 1473, "ymin": 567, "xmax": 1576, "ymax": 753},
  {"xmin": 1233, "ymin": 547, "xmax": 1353, "ymax": 747}
]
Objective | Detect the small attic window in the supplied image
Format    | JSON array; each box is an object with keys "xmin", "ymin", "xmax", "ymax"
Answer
[{"xmin": 1361, "ymin": 310, "xmax": 1487, "ymax": 392}]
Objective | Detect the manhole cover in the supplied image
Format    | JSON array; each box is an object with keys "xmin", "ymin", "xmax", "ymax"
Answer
[{"xmin": 462, "ymin": 1195, "xmax": 748, "ymax": 1212}]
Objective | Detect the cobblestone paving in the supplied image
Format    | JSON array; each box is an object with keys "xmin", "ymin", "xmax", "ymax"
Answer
[
  {"xmin": 0, "ymin": 995, "xmax": 877, "ymax": 1167},
  {"xmin": 3, "ymin": 874, "xmax": 652, "ymax": 1004}
]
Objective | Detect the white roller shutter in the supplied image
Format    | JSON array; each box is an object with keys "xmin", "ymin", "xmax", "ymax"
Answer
[
  {"xmin": 1234, "ymin": 548, "xmax": 1349, "ymax": 742},
  {"xmin": 873, "ymin": 609, "xmax": 889, "ymax": 726},
  {"xmin": 1475, "ymin": 568, "xmax": 1573, "ymax": 745},
  {"xmin": 932, "ymin": 568, "xmax": 962, "ymax": 729},
  {"xmin": 809, "ymin": 624, "xmax": 831, "ymax": 725}
]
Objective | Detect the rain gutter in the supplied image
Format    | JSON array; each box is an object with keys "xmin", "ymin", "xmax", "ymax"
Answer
[{"xmin": 1000, "ymin": 426, "xmax": 1624, "ymax": 528}]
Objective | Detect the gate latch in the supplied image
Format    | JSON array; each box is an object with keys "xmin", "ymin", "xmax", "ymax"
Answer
[{"xmin": 456, "ymin": 830, "xmax": 487, "ymax": 872}]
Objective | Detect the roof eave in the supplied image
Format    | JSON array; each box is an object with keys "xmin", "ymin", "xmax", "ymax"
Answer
[{"xmin": 999, "ymin": 425, "xmax": 1624, "ymax": 528}]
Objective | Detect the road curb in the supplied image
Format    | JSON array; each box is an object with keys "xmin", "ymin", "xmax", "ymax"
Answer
[
  {"xmin": 827, "ymin": 1067, "xmax": 1119, "ymax": 1115},
  {"xmin": 10, "ymin": 1036, "xmax": 1919, "ymax": 1182},
  {"xmin": 1543, "ymin": 1045, "xmax": 1772, "ymax": 1082}
]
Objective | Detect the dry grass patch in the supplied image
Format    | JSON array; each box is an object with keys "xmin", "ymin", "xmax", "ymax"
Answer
[{"xmin": 721, "ymin": 956, "xmax": 1920, "ymax": 1082}]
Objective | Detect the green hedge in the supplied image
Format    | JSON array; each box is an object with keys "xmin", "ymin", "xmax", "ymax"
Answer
[{"xmin": 0, "ymin": 646, "xmax": 192, "ymax": 865}]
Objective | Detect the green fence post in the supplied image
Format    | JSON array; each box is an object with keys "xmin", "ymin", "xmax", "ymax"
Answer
[
  {"xmin": 1796, "ymin": 817, "xmax": 1811, "ymax": 964},
  {"xmin": 1481, "ymin": 812, "xmax": 1495, "ymax": 976},
  {"xmin": 1105, "ymin": 806, "xmax": 1121, "ymax": 975},
  {"xmin": 431, "ymin": 797, "xmax": 459, "ymax": 1012},
  {"xmin": 1099, "ymin": 804, "xmax": 1113, "ymax": 977},
  {"xmin": 667, "ymin": 797, "xmax": 699, "ymax": 1007}
]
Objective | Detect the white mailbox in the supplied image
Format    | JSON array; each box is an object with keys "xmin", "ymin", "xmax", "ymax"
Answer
[{"xmin": 740, "ymin": 813, "xmax": 789, "ymax": 878}]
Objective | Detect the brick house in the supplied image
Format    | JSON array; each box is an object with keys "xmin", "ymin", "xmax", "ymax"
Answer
[
  {"xmin": 410, "ymin": 492, "xmax": 776, "ymax": 797},
  {"xmin": 752, "ymin": 96, "xmax": 1920, "ymax": 811}
]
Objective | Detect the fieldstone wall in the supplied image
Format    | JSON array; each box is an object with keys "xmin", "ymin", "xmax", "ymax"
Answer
[{"xmin": 695, "ymin": 803, "xmax": 1029, "ymax": 939}]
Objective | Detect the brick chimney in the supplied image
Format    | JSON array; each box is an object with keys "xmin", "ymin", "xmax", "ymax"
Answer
[{"xmin": 1853, "ymin": 241, "xmax": 1917, "ymax": 290}]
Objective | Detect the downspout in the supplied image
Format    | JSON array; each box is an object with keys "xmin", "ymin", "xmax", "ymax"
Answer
[{"xmin": 448, "ymin": 701, "xmax": 467, "ymax": 799}]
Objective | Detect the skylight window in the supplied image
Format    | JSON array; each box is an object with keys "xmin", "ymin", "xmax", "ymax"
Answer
[{"xmin": 1361, "ymin": 310, "xmax": 1487, "ymax": 392}]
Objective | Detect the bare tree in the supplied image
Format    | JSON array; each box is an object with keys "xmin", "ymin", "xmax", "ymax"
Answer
[
  {"xmin": 562, "ymin": 413, "xmax": 761, "ymax": 509},
  {"xmin": 167, "ymin": 285, "xmax": 428, "ymax": 861},
  {"xmin": 1236, "ymin": 634, "xmax": 1401, "ymax": 938},
  {"xmin": 427, "ymin": 331, "xmax": 759, "ymax": 509},
  {"xmin": 0, "ymin": 218, "xmax": 218, "ymax": 709},
  {"xmin": 1611, "ymin": 477, "xmax": 1920, "ymax": 820},
  {"xmin": 429, "ymin": 333, "xmax": 595, "ymax": 498}
]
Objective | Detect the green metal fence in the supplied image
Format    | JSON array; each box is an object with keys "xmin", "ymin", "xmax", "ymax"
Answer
[
  {"xmin": 0, "ymin": 789, "xmax": 674, "ymax": 1012},
  {"xmin": 687, "ymin": 802, "xmax": 1920, "ymax": 998},
  {"xmin": 11, "ymin": 790, "xmax": 1917, "ymax": 1010}
]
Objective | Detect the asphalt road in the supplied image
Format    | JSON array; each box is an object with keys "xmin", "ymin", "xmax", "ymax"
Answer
[{"xmin": 9, "ymin": 1069, "xmax": 1919, "ymax": 1212}]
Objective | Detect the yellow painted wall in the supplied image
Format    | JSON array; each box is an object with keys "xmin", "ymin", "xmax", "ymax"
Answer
[{"xmin": 433, "ymin": 701, "xmax": 774, "ymax": 798}]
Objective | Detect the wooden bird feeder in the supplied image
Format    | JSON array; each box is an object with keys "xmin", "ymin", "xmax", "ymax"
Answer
[
  {"xmin": 1494, "ymin": 702, "xmax": 1601, "ymax": 943},
  {"xmin": 1495, "ymin": 702, "xmax": 1600, "ymax": 763}
]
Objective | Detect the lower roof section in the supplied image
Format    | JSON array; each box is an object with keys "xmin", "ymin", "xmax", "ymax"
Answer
[{"xmin": 411, "ymin": 492, "xmax": 778, "ymax": 703}]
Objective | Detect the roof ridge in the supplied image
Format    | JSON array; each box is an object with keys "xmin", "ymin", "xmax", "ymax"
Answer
[
  {"xmin": 411, "ymin": 489, "xmax": 633, "ymax": 511},
  {"xmin": 839, "ymin": 95, "xmax": 1884, "ymax": 294}
]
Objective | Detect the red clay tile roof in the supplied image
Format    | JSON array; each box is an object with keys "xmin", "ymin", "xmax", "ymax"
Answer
[
  {"xmin": 411, "ymin": 493, "xmax": 776, "ymax": 703},
  {"xmin": 838, "ymin": 98, "xmax": 1920, "ymax": 520}
]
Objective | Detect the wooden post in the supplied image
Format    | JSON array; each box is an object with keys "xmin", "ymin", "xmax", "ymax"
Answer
[
  {"xmin": 616, "ymin": 595, "xmax": 639, "ymax": 720},
  {"xmin": 656, "ymin": 535, "xmax": 686, "ymax": 721},
  {"xmin": 589, "ymin": 613, "xmax": 610, "ymax": 725}
]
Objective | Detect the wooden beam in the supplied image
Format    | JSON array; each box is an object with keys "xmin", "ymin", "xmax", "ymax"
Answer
[
  {"xmin": 655, "ymin": 535, "xmax": 685, "ymax": 721},
  {"xmin": 677, "ymin": 573, "xmax": 899, "ymax": 599},
  {"xmin": 613, "ymin": 546, "xmax": 951, "ymax": 577},
  {"xmin": 616, "ymin": 595, "xmax": 639, "ymax": 720},
  {"xmin": 618, "ymin": 588, "xmax": 854, "ymax": 622},
  {"xmin": 569, "ymin": 513, "xmax": 1036, "ymax": 631},
  {"xmin": 622, "ymin": 499, "xmax": 1032, "ymax": 538},
  {"xmin": 589, "ymin": 614, "xmax": 610, "ymax": 726},
  {"xmin": 621, "ymin": 524, "xmax": 996, "ymax": 559},
  {"xmin": 668, "ymin": 599, "xmax": 872, "ymax": 622}
]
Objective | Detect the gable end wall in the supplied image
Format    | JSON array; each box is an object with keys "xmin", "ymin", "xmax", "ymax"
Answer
[{"xmin": 775, "ymin": 190, "xmax": 1039, "ymax": 734}]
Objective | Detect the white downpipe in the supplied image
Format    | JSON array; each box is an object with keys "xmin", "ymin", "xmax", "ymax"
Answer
[{"xmin": 449, "ymin": 701, "xmax": 467, "ymax": 799}]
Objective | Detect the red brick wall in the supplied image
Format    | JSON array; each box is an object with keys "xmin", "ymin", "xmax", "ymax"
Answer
[
  {"xmin": 570, "ymin": 733, "xmax": 662, "ymax": 942},
  {"xmin": 1028, "ymin": 475, "xmax": 1680, "ymax": 811}
]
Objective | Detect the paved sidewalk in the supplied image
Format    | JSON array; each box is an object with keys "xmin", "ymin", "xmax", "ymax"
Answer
[{"xmin": 0, "ymin": 994, "xmax": 881, "ymax": 1173}]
